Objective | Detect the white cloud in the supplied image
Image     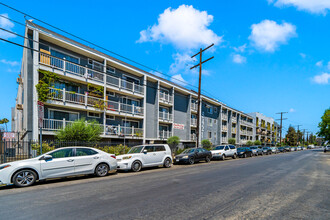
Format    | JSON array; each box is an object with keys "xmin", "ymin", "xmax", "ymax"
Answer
[
  {"xmin": 312, "ymin": 72, "xmax": 330, "ymax": 84},
  {"xmin": 232, "ymin": 54, "xmax": 247, "ymax": 64},
  {"xmin": 316, "ymin": 60, "xmax": 323, "ymax": 67},
  {"xmin": 233, "ymin": 44, "xmax": 247, "ymax": 53},
  {"xmin": 0, "ymin": 59, "xmax": 19, "ymax": 66},
  {"xmin": 299, "ymin": 53, "xmax": 306, "ymax": 58},
  {"xmin": 289, "ymin": 108, "xmax": 296, "ymax": 113},
  {"xmin": 170, "ymin": 74, "xmax": 188, "ymax": 86},
  {"xmin": 169, "ymin": 53, "xmax": 195, "ymax": 74},
  {"xmin": 249, "ymin": 20, "xmax": 297, "ymax": 52},
  {"xmin": 269, "ymin": 0, "xmax": 330, "ymax": 15},
  {"xmin": 137, "ymin": 5, "xmax": 222, "ymax": 50},
  {"xmin": 0, "ymin": 13, "xmax": 16, "ymax": 39}
]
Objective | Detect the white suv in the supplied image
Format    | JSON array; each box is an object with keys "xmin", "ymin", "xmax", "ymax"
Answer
[
  {"xmin": 211, "ymin": 145, "xmax": 237, "ymax": 160},
  {"xmin": 324, "ymin": 145, "xmax": 330, "ymax": 153},
  {"xmin": 116, "ymin": 144, "xmax": 172, "ymax": 172}
]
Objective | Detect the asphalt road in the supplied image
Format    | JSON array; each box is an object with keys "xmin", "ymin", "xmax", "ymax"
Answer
[{"xmin": 0, "ymin": 149, "xmax": 329, "ymax": 220}]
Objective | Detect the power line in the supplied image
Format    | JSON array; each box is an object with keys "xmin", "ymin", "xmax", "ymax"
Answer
[{"xmin": 276, "ymin": 112, "xmax": 288, "ymax": 146}]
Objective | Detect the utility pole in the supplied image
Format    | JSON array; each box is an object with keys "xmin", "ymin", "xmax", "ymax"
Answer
[
  {"xmin": 190, "ymin": 43, "xmax": 214, "ymax": 148},
  {"xmin": 295, "ymin": 125, "xmax": 302, "ymax": 146},
  {"xmin": 276, "ymin": 112, "xmax": 288, "ymax": 146}
]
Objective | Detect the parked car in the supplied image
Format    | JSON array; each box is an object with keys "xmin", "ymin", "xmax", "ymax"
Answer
[
  {"xmin": 307, "ymin": 145, "xmax": 314, "ymax": 149},
  {"xmin": 290, "ymin": 147, "xmax": 295, "ymax": 152},
  {"xmin": 324, "ymin": 145, "xmax": 330, "ymax": 153},
  {"xmin": 175, "ymin": 148, "xmax": 212, "ymax": 165},
  {"xmin": 249, "ymin": 146, "xmax": 261, "ymax": 156},
  {"xmin": 237, "ymin": 147, "xmax": 253, "ymax": 158},
  {"xmin": 262, "ymin": 147, "xmax": 272, "ymax": 155},
  {"xmin": 211, "ymin": 145, "xmax": 237, "ymax": 160},
  {"xmin": 284, "ymin": 146, "xmax": 291, "ymax": 152},
  {"xmin": 0, "ymin": 147, "xmax": 117, "ymax": 187},
  {"xmin": 117, "ymin": 144, "xmax": 172, "ymax": 172},
  {"xmin": 277, "ymin": 147, "xmax": 285, "ymax": 153},
  {"xmin": 270, "ymin": 147, "xmax": 278, "ymax": 154}
]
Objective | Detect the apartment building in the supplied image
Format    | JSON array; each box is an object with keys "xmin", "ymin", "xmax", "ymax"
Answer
[
  {"xmin": 248, "ymin": 112, "xmax": 280, "ymax": 145},
  {"xmin": 12, "ymin": 21, "xmax": 256, "ymax": 146}
]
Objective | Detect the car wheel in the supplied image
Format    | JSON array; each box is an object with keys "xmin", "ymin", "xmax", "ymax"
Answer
[
  {"xmin": 205, "ymin": 156, "xmax": 211, "ymax": 163},
  {"xmin": 189, "ymin": 157, "xmax": 195, "ymax": 165},
  {"xmin": 131, "ymin": 161, "xmax": 142, "ymax": 172},
  {"xmin": 222, "ymin": 154, "xmax": 226, "ymax": 160},
  {"xmin": 250, "ymin": 152, "xmax": 253, "ymax": 157},
  {"xmin": 95, "ymin": 163, "xmax": 109, "ymax": 177},
  {"xmin": 232, "ymin": 154, "xmax": 237, "ymax": 159},
  {"xmin": 163, "ymin": 158, "xmax": 172, "ymax": 168},
  {"xmin": 13, "ymin": 170, "xmax": 37, "ymax": 187},
  {"xmin": 243, "ymin": 153, "xmax": 247, "ymax": 158}
]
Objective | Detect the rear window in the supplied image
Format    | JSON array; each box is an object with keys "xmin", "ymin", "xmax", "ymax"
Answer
[
  {"xmin": 76, "ymin": 148, "xmax": 98, "ymax": 156},
  {"xmin": 154, "ymin": 145, "xmax": 166, "ymax": 152}
]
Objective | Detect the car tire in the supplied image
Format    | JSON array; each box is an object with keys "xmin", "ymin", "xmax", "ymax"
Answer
[
  {"xmin": 250, "ymin": 153, "xmax": 253, "ymax": 157},
  {"xmin": 222, "ymin": 154, "xmax": 226, "ymax": 160},
  {"xmin": 243, "ymin": 153, "xmax": 247, "ymax": 158},
  {"xmin": 163, "ymin": 158, "xmax": 172, "ymax": 168},
  {"xmin": 131, "ymin": 160, "xmax": 142, "ymax": 172},
  {"xmin": 205, "ymin": 156, "xmax": 211, "ymax": 163},
  {"xmin": 95, "ymin": 163, "xmax": 109, "ymax": 177},
  {"xmin": 232, "ymin": 154, "xmax": 237, "ymax": 159},
  {"xmin": 189, "ymin": 157, "xmax": 195, "ymax": 165},
  {"xmin": 12, "ymin": 169, "xmax": 37, "ymax": 187}
]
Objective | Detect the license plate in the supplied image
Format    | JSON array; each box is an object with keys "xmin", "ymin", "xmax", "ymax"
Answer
[{"xmin": 176, "ymin": 159, "xmax": 179, "ymax": 162}]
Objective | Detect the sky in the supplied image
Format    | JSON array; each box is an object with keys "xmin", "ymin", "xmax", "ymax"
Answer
[{"xmin": 0, "ymin": 0, "xmax": 329, "ymax": 135}]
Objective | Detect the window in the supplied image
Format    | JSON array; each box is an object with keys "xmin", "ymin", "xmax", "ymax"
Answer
[
  {"xmin": 225, "ymin": 146, "xmax": 230, "ymax": 151},
  {"xmin": 208, "ymin": 119, "xmax": 212, "ymax": 126},
  {"xmin": 214, "ymin": 108, "xmax": 218, "ymax": 113},
  {"xmin": 154, "ymin": 145, "xmax": 166, "ymax": 152},
  {"xmin": 206, "ymin": 105, "xmax": 213, "ymax": 114},
  {"xmin": 208, "ymin": 132, "xmax": 212, "ymax": 139},
  {"xmin": 88, "ymin": 112, "xmax": 101, "ymax": 118},
  {"xmin": 51, "ymin": 49, "xmax": 79, "ymax": 64},
  {"xmin": 107, "ymin": 91, "xmax": 115, "ymax": 97},
  {"xmin": 144, "ymin": 146, "xmax": 154, "ymax": 152},
  {"xmin": 76, "ymin": 148, "xmax": 98, "ymax": 156},
  {"xmin": 106, "ymin": 115, "xmax": 115, "ymax": 120},
  {"xmin": 49, "ymin": 148, "xmax": 73, "ymax": 158},
  {"xmin": 88, "ymin": 59, "xmax": 103, "ymax": 72},
  {"xmin": 229, "ymin": 145, "xmax": 236, "ymax": 149},
  {"xmin": 214, "ymin": 119, "xmax": 217, "ymax": 124},
  {"xmin": 106, "ymin": 66, "xmax": 115, "ymax": 74},
  {"xmin": 49, "ymin": 110, "xmax": 78, "ymax": 121}
]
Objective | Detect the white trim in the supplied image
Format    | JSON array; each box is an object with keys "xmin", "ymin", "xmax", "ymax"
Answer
[
  {"xmin": 106, "ymin": 115, "xmax": 115, "ymax": 120},
  {"xmin": 88, "ymin": 111, "xmax": 101, "ymax": 118}
]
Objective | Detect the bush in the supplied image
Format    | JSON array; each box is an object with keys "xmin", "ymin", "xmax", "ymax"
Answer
[
  {"xmin": 167, "ymin": 136, "xmax": 180, "ymax": 152},
  {"xmin": 32, "ymin": 142, "xmax": 56, "ymax": 155},
  {"xmin": 97, "ymin": 145, "xmax": 130, "ymax": 155},
  {"xmin": 254, "ymin": 140, "xmax": 262, "ymax": 145},
  {"xmin": 228, "ymin": 138, "xmax": 236, "ymax": 145},
  {"xmin": 246, "ymin": 141, "xmax": 253, "ymax": 146},
  {"xmin": 175, "ymin": 148, "xmax": 185, "ymax": 155},
  {"xmin": 201, "ymin": 139, "xmax": 212, "ymax": 149}
]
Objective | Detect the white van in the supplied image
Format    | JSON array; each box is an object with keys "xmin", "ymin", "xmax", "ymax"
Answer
[{"xmin": 211, "ymin": 145, "xmax": 237, "ymax": 160}]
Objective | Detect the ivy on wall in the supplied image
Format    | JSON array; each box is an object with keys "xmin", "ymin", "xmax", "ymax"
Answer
[{"xmin": 35, "ymin": 69, "xmax": 59, "ymax": 102}]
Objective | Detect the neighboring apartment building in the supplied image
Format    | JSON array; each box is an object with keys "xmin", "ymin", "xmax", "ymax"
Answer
[
  {"xmin": 248, "ymin": 112, "xmax": 280, "ymax": 145},
  {"xmin": 12, "ymin": 21, "xmax": 257, "ymax": 146}
]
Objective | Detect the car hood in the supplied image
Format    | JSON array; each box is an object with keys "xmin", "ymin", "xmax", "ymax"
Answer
[
  {"xmin": 176, "ymin": 153, "xmax": 192, "ymax": 158},
  {"xmin": 211, "ymin": 150, "xmax": 224, "ymax": 154},
  {"xmin": 116, "ymin": 154, "xmax": 137, "ymax": 160},
  {"xmin": 1, "ymin": 157, "xmax": 40, "ymax": 167}
]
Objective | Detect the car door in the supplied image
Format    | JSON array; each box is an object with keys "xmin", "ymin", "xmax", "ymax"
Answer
[
  {"xmin": 40, "ymin": 148, "xmax": 75, "ymax": 179},
  {"xmin": 224, "ymin": 146, "xmax": 230, "ymax": 156},
  {"xmin": 154, "ymin": 145, "xmax": 167, "ymax": 165},
  {"xmin": 141, "ymin": 146, "xmax": 157, "ymax": 166},
  {"xmin": 74, "ymin": 148, "xmax": 99, "ymax": 174}
]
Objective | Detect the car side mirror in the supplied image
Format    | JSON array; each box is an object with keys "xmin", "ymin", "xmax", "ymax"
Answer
[
  {"xmin": 143, "ymin": 149, "xmax": 147, "ymax": 154},
  {"xmin": 43, "ymin": 155, "xmax": 52, "ymax": 160}
]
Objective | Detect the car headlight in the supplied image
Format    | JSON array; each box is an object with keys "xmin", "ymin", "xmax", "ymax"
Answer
[
  {"xmin": 182, "ymin": 156, "xmax": 188, "ymax": 159},
  {"xmin": 0, "ymin": 165, "xmax": 11, "ymax": 170},
  {"xmin": 122, "ymin": 156, "xmax": 132, "ymax": 160}
]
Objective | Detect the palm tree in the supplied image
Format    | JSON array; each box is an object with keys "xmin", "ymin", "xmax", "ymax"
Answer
[{"xmin": 0, "ymin": 118, "xmax": 9, "ymax": 131}]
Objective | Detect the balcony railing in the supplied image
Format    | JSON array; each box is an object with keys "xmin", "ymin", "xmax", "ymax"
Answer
[
  {"xmin": 241, "ymin": 130, "xmax": 247, "ymax": 135},
  {"xmin": 159, "ymin": 130, "xmax": 172, "ymax": 139},
  {"xmin": 48, "ymin": 88, "xmax": 143, "ymax": 116},
  {"xmin": 222, "ymin": 137, "xmax": 228, "ymax": 143},
  {"xmin": 42, "ymin": 118, "xmax": 73, "ymax": 131},
  {"xmin": 191, "ymin": 102, "xmax": 198, "ymax": 111},
  {"xmin": 40, "ymin": 54, "xmax": 144, "ymax": 95},
  {"xmin": 232, "ymin": 128, "xmax": 236, "ymax": 133},
  {"xmin": 191, "ymin": 118, "xmax": 197, "ymax": 127},
  {"xmin": 159, "ymin": 112, "xmax": 173, "ymax": 122},
  {"xmin": 222, "ymin": 126, "xmax": 228, "ymax": 131},
  {"xmin": 191, "ymin": 133, "xmax": 197, "ymax": 141},
  {"xmin": 232, "ymin": 117, "xmax": 236, "ymax": 123},
  {"xmin": 159, "ymin": 92, "xmax": 173, "ymax": 104},
  {"xmin": 221, "ymin": 113, "xmax": 228, "ymax": 120}
]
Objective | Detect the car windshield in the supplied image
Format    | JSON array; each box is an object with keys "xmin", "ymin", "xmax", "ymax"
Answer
[
  {"xmin": 263, "ymin": 147, "xmax": 268, "ymax": 149},
  {"xmin": 213, "ymin": 146, "xmax": 225, "ymax": 150},
  {"xmin": 182, "ymin": 149, "xmax": 195, "ymax": 154},
  {"xmin": 237, "ymin": 147, "xmax": 245, "ymax": 151},
  {"xmin": 128, "ymin": 146, "xmax": 144, "ymax": 154},
  {"xmin": 250, "ymin": 147, "xmax": 257, "ymax": 149}
]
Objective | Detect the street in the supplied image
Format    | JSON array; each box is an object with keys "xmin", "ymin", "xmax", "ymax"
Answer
[{"xmin": 0, "ymin": 149, "xmax": 329, "ymax": 220}]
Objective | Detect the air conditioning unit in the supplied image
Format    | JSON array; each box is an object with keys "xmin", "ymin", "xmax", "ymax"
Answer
[
  {"xmin": 16, "ymin": 104, "xmax": 23, "ymax": 110},
  {"xmin": 17, "ymin": 77, "xmax": 23, "ymax": 84}
]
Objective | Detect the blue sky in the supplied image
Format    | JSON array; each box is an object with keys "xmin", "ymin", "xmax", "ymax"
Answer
[{"xmin": 0, "ymin": 0, "xmax": 329, "ymax": 134}]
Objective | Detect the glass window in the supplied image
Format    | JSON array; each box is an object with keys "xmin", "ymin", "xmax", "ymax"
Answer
[
  {"xmin": 51, "ymin": 49, "xmax": 79, "ymax": 64},
  {"xmin": 154, "ymin": 145, "xmax": 166, "ymax": 152},
  {"xmin": 49, "ymin": 148, "xmax": 73, "ymax": 158},
  {"xmin": 49, "ymin": 110, "xmax": 78, "ymax": 121},
  {"xmin": 208, "ymin": 132, "xmax": 212, "ymax": 139},
  {"xmin": 76, "ymin": 148, "xmax": 98, "ymax": 156},
  {"xmin": 144, "ymin": 146, "xmax": 154, "ymax": 152},
  {"xmin": 225, "ymin": 146, "xmax": 230, "ymax": 151},
  {"xmin": 229, "ymin": 145, "xmax": 236, "ymax": 149}
]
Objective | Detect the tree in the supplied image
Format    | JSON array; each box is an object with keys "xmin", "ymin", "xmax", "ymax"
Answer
[
  {"xmin": 297, "ymin": 130, "xmax": 303, "ymax": 145},
  {"xmin": 285, "ymin": 126, "xmax": 297, "ymax": 146},
  {"xmin": 167, "ymin": 136, "xmax": 180, "ymax": 152},
  {"xmin": 246, "ymin": 141, "xmax": 253, "ymax": 146},
  {"xmin": 0, "ymin": 118, "xmax": 9, "ymax": 131},
  {"xmin": 254, "ymin": 140, "xmax": 261, "ymax": 145},
  {"xmin": 56, "ymin": 118, "xmax": 102, "ymax": 142},
  {"xmin": 228, "ymin": 138, "xmax": 236, "ymax": 145},
  {"xmin": 317, "ymin": 108, "xmax": 330, "ymax": 142},
  {"xmin": 201, "ymin": 139, "xmax": 212, "ymax": 149}
]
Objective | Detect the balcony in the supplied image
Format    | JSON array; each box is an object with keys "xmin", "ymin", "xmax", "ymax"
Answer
[
  {"xmin": 221, "ymin": 137, "xmax": 228, "ymax": 143},
  {"xmin": 221, "ymin": 113, "xmax": 228, "ymax": 121},
  {"xmin": 159, "ymin": 112, "xmax": 173, "ymax": 122},
  {"xmin": 159, "ymin": 92, "xmax": 173, "ymax": 105},
  {"xmin": 232, "ymin": 128, "xmax": 236, "ymax": 133},
  {"xmin": 191, "ymin": 118, "xmax": 197, "ymax": 127},
  {"xmin": 48, "ymin": 88, "xmax": 143, "ymax": 117},
  {"xmin": 191, "ymin": 133, "xmax": 197, "ymax": 141},
  {"xmin": 231, "ymin": 117, "xmax": 237, "ymax": 123},
  {"xmin": 241, "ymin": 130, "xmax": 247, "ymax": 135},
  {"xmin": 159, "ymin": 130, "xmax": 172, "ymax": 139},
  {"xmin": 39, "ymin": 54, "xmax": 144, "ymax": 96},
  {"xmin": 222, "ymin": 126, "xmax": 228, "ymax": 132},
  {"xmin": 191, "ymin": 102, "xmax": 198, "ymax": 112}
]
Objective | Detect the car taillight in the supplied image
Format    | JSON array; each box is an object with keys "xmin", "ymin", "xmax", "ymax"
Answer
[{"xmin": 111, "ymin": 155, "xmax": 116, "ymax": 159}]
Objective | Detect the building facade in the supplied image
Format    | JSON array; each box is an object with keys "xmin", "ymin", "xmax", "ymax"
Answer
[{"xmin": 12, "ymin": 21, "xmax": 268, "ymax": 146}]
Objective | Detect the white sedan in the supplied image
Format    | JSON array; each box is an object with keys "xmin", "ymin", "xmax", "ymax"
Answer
[{"xmin": 0, "ymin": 147, "xmax": 117, "ymax": 187}]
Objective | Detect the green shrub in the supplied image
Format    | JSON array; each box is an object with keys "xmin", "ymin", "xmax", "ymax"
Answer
[
  {"xmin": 254, "ymin": 140, "xmax": 262, "ymax": 145},
  {"xmin": 228, "ymin": 138, "xmax": 236, "ymax": 145},
  {"xmin": 97, "ymin": 144, "xmax": 130, "ymax": 155},
  {"xmin": 246, "ymin": 141, "xmax": 253, "ymax": 146},
  {"xmin": 201, "ymin": 139, "xmax": 212, "ymax": 148},
  {"xmin": 32, "ymin": 142, "xmax": 56, "ymax": 155},
  {"xmin": 175, "ymin": 148, "xmax": 185, "ymax": 155}
]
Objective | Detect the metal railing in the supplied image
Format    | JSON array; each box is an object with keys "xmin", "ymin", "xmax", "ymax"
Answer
[
  {"xmin": 221, "ymin": 137, "xmax": 228, "ymax": 143},
  {"xmin": 40, "ymin": 54, "xmax": 144, "ymax": 95},
  {"xmin": 191, "ymin": 134, "xmax": 197, "ymax": 141},
  {"xmin": 159, "ymin": 92, "xmax": 173, "ymax": 104},
  {"xmin": 191, "ymin": 118, "xmax": 197, "ymax": 126},
  {"xmin": 42, "ymin": 118, "xmax": 73, "ymax": 131},
  {"xmin": 232, "ymin": 128, "xmax": 236, "ymax": 133},
  {"xmin": 191, "ymin": 102, "xmax": 198, "ymax": 111},
  {"xmin": 159, "ymin": 130, "xmax": 172, "ymax": 139},
  {"xmin": 222, "ymin": 126, "xmax": 228, "ymax": 131},
  {"xmin": 159, "ymin": 112, "xmax": 173, "ymax": 121},
  {"xmin": 222, "ymin": 113, "xmax": 228, "ymax": 120}
]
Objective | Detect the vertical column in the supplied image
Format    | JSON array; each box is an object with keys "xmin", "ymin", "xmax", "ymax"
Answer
[
  {"xmin": 143, "ymin": 75, "xmax": 147, "ymax": 144},
  {"xmin": 156, "ymin": 81, "xmax": 160, "ymax": 140},
  {"xmin": 103, "ymin": 59, "xmax": 107, "ymax": 135},
  {"xmin": 171, "ymin": 87, "xmax": 175, "ymax": 137},
  {"xmin": 188, "ymin": 94, "xmax": 192, "ymax": 141},
  {"xmin": 198, "ymin": 97, "xmax": 202, "ymax": 146},
  {"xmin": 32, "ymin": 29, "xmax": 39, "ymax": 141}
]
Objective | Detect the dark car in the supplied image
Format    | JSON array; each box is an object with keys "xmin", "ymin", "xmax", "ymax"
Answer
[
  {"xmin": 175, "ymin": 148, "xmax": 212, "ymax": 165},
  {"xmin": 277, "ymin": 147, "xmax": 285, "ymax": 152},
  {"xmin": 237, "ymin": 147, "xmax": 253, "ymax": 158},
  {"xmin": 262, "ymin": 147, "xmax": 272, "ymax": 155}
]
